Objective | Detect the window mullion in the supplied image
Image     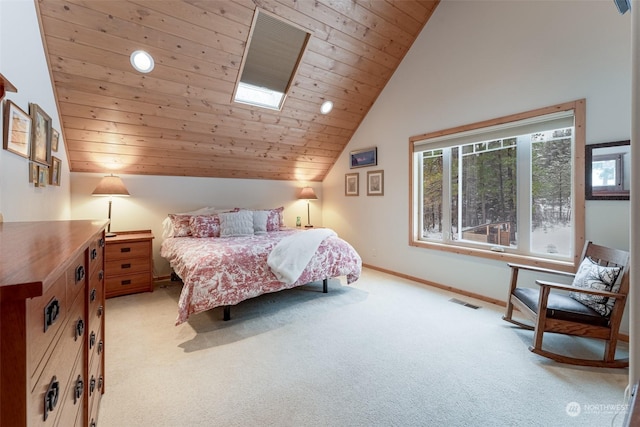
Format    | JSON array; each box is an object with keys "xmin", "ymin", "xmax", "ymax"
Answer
[
  {"xmin": 442, "ymin": 148, "xmax": 452, "ymax": 242},
  {"xmin": 516, "ymin": 135, "xmax": 531, "ymax": 252}
]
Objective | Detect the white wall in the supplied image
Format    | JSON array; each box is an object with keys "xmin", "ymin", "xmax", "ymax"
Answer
[
  {"xmin": 0, "ymin": 0, "xmax": 71, "ymax": 221},
  {"xmin": 322, "ymin": 1, "xmax": 632, "ymax": 324},
  {"xmin": 70, "ymin": 173, "xmax": 322, "ymax": 277}
]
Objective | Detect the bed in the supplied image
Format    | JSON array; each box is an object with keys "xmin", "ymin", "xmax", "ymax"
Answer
[{"xmin": 160, "ymin": 207, "xmax": 362, "ymax": 324}]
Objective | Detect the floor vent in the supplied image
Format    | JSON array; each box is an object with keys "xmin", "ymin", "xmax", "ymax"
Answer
[{"xmin": 449, "ymin": 298, "xmax": 481, "ymax": 309}]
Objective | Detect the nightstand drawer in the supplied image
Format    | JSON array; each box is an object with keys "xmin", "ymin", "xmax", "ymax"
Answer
[
  {"xmin": 106, "ymin": 272, "xmax": 152, "ymax": 296},
  {"xmin": 106, "ymin": 240, "xmax": 151, "ymax": 260},
  {"xmin": 105, "ymin": 256, "xmax": 150, "ymax": 276}
]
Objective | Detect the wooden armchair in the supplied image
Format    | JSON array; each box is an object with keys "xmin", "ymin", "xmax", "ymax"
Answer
[{"xmin": 502, "ymin": 241, "xmax": 630, "ymax": 368}]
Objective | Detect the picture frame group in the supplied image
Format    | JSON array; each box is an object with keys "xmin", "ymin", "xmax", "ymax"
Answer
[
  {"xmin": 3, "ymin": 99, "xmax": 61, "ymax": 187},
  {"xmin": 344, "ymin": 169, "xmax": 384, "ymax": 197}
]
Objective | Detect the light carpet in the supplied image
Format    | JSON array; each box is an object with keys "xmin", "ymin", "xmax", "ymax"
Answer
[{"xmin": 99, "ymin": 268, "xmax": 630, "ymax": 426}]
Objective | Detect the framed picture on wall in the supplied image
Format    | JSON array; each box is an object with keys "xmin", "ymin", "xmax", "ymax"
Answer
[
  {"xmin": 345, "ymin": 173, "xmax": 359, "ymax": 196},
  {"xmin": 3, "ymin": 100, "xmax": 32, "ymax": 158},
  {"xmin": 50, "ymin": 156, "xmax": 61, "ymax": 186},
  {"xmin": 28, "ymin": 162, "xmax": 38, "ymax": 183},
  {"xmin": 29, "ymin": 103, "xmax": 52, "ymax": 165},
  {"xmin": 367, "ymin": 170, "xmax": 384, "ymax": 196},
  {"xmin": 51, "ymin": 128, "xmax": 60, "ymax": 152},
  {"xmin": 350, "ymin": 146, "xmax": 377, "ymax": 168},
  {"xmin": 36, "ymin": 165, "xmax": 48, "ymax": 188}
]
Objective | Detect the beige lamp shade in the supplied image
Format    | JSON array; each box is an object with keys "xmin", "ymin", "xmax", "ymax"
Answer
[
  {"xmin": 298, "ymin": 187, "xmax": 318, "ymax": 200},
  {"xmin": 92, "ymin": 175, "xmax": 130, "ymax": 196}
]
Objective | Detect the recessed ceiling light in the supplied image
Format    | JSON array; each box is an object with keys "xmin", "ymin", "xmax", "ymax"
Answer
[
  {"xmin": 320, "ymin": 100, "xmax": 333, "ymax": 114},
  {"xmin": 130, "ymin": 50, "xmax": 154, "ymax": 73}
]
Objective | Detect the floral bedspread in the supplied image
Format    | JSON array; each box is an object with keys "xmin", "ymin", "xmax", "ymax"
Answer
[{"xmin": 160, "ymin": 229, "xmax": 362, "ymax": 324}]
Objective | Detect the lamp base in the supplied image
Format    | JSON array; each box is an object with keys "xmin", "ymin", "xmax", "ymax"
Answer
[
  {"xmin": 304, "ymin": 225, "xmax": 314, "ymax": 228},
  {"xmin": 105, "ymin": 232, "xmax": 117, "ymax": 237}
]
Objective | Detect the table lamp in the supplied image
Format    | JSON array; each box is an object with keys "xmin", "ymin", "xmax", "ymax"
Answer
[
  {"xmin": 298, "ymin": 187, "xmax": 318, "ymax": 228},
  {"xmin": 92, "ymin": 174, "xmax": 130, "ymax": 237}
]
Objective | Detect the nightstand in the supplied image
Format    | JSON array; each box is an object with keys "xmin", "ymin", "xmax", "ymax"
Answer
[{"xmin": 105, "ymin": 230, "xmax": 154, "ymax": 298}]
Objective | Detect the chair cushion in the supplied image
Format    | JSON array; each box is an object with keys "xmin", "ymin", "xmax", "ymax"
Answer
[
  {"xmin": 513, "ymin": 287, "xmax": 610, "ymax": 327},
  {"xmin": 569, "ymin": 257, "xmax": 621, "ymax": 317}
]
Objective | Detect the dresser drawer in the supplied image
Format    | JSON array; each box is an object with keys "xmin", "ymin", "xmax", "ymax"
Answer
[
  {"xmin": 106, "ymin": 272, "xmax": 152, "ymax": 297},
  {"xmin": 88, "ymin": 234, "xmax": 105, "ymax": 277},
  {"xmin": 29, "ymin": 294, "xmax": 85, "ymax": 426},
  {"xmin": 66, "ymin": 252, "xmax": 87, "ymax": 304},
  {"xmin": 54, "ymin": 350, "xmax": 84, "ymax": 427},
  {"xmin": 106, "ymin": 256, "xmax": 150, "ymax": 276},
  {"xmin": 88, "ymin": 322, "xmax": 104, "ymax": 370},
  {"xmin": 28, "ymin": 273, "xmax": 68, "ymax": 379},
  {"xmin": 106, "ymin": 240, "xmax": 150, "ymax": 261},
  {"xmin": 88, "ymin": 355, "xmax": 104, "ymax": 426}
]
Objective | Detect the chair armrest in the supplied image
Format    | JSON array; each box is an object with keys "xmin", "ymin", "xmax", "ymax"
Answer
[
  {"xmin": 508, "ymin": 263, "xmax": 575, "ymax": 278},
  {"xmin": 536, "ymin": 279, "xmax": 625, "ymax": 300}
]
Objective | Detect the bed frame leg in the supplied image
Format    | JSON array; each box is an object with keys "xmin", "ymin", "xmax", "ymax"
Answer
[
  {"xmin": 323, "ymin": 278, "xmax": 328, "ymax": 293},
  {"xmin": 223, "ymin": 306, "xmax": 231, "ymax": 321}
]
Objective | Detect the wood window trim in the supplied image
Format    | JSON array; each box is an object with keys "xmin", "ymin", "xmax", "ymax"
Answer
[{"xmin": 408, "ymin": 99, "xmax": 586, "ymax": 272}]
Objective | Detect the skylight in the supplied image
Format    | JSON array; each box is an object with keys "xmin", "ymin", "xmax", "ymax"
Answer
[
  {"xmin": 235, "ymin": 82, "xmax": 284, "ymax": 110},
  {"xmin": 233, "ymin": 10, "xmax": 310, "ymax": 110}
]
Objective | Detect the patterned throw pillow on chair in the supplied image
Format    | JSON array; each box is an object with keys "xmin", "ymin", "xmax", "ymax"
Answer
[{"xmin": 569, "ymin": 257, "xmax": 621, "ymax": 317}]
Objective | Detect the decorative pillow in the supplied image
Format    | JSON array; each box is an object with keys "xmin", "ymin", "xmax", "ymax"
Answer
[
  {"xmin": 164, "ymin": 207, "xmax": 216, "ymax": 238},
  {"xmin": 264, "ymin": 206, "xmax": 284, "ymax": 231},
  {"xmin": 219, "ymin": 210, "xmax": 255, "ymax": 237},
  {"xmin": 569, "ymin": 257, "xmax": 621, "ymax": 317},
  {"xmin": 189, "ymin": 215, "xmax": 222, "ymax": 238},
  {"xmin": 253, "ymin": 210, "xmax": 269, "ymax": 235},
  {"xmin": 167, "ymin": 214, "xmax": 193, "ymax": 237}
]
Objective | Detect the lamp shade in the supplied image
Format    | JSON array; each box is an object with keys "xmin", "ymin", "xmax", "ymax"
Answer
[
  {"xmin": 298, "ymin": 187, "xmax": 317, "ymax": 200},
  {"xmin": 92, "ymin": 175, "xmax": 130, "ymax": 196}
]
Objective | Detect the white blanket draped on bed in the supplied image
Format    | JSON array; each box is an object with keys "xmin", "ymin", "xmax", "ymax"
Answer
[{"xmin": 267, "ymin": 228, "xmax": 337, "ymax": 285}]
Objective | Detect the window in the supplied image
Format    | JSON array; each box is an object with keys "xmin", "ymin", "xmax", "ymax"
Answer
[
  {"xmin": 410, "ymin": 100, "xmax": 585, "ymax": 269},
  {"xmin": 233, "ymin": 10, "xmax": 310, "ymax": 110}
]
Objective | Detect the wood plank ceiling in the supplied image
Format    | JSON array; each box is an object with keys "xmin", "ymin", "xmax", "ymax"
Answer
[{"xmin": 36, "ymin": 0, "xmax": 439, "ymax": 181}]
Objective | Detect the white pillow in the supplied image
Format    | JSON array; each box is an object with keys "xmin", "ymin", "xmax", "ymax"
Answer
[
  {"xmin": 219, "ymin": 210, "xmax": 254, "ymax": 237},
  {"xmin": 253, "ymin": 210, "xmax": 269, "ymax": 235},
  {"xmin": 569, "ymin": 257, "xmax": 621, "ymax": 317}
]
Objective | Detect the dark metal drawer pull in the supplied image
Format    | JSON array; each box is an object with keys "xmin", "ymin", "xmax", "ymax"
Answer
[
  {"xmin": 74, "ymin": 375, "xmax": 84, "ymax": 404},
  {"xmin": 98, "ymin": 305, "xmax": 104, "ymax": 317},
  {"xmin": 75, "ymin": 318, "xmax": 84, "ymax": 341},
  {"xmin": 90, "ymin": 376, "xmax": 96, "ymax": 396},
  {"xmin": 98, "ymin": 340, "xmax": 104, "ymax": 355},
  {"xmin": 98, "ymin": 270, "xmax": 104, "ymax": 281},
  {"xmin": 90, "ymin": 331, "xmax": 96, "ymax": 349},
  {"xmin": 90, "ymin": 288, "xmax": 97, "ymax": 302},
  {"xmin": 75, "ymin": 265, "xmax": 85, "ymax": 283},
  {"xmin": 44, "ymin": 376, "xmax": 59, "ymax": 421},
  {"xmin": 121, "ymin": 279, "xmax": 131, "ymax": 285},
  {"xmin": 121, "ymin": 263, "xmax": 131, "ymax": 269},
  {"xmin": 120, "ymin": 247, "xmax": 131, "ymax": 253},
  {"xmin": 98, "ymin": 375, "xmax": 104, "ymax": 391},
  {"xmin": 99, "ymin": 237, "xmax": 105, "ymax": 248},
  {"xmin": 90, "ymin": 248, "xmax": 98, "ymax": 261},
  {"xmin": 44, "ymin": 298, "xmax": 60, "ymax": 332}
]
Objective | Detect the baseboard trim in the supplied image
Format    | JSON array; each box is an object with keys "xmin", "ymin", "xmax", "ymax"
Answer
[{"xmin": 361, "ymin": 263, "xmax": 630, "ymax": 343}]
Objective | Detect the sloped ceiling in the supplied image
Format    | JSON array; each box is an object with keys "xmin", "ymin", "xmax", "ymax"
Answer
[{"xmin": 36, "ymin": 0, "xmax": 439, "ymax": 181}]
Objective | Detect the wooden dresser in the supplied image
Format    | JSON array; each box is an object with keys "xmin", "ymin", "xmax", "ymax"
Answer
[
  {"xmin": 0, "ymin": 220, "xmax": 108, "ymax": 427},
  {"xmin": 105, "ymin": 230, "xmax": 154, "ymax": 298}
]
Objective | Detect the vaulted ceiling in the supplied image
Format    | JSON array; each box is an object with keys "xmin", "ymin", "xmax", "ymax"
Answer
[{"xmin": 36, "ymin": 0, "xmax": 439, "ymax": 181}]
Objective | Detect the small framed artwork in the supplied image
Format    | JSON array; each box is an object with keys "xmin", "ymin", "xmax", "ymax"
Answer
[
  {"xmin": 345, "ymin": 173, "xmax": 359, "ymax": 196},
  {"xmin": 28, "ymin": 162, "xmax": 38, "ymax": 183},
  {"xmin": 350, "ymin": 146, "xmax": 377, "ymax": 168},
  {"xmin": 29, "ymin": 103, "xmax": 52, "ymax": 165},
  {"xmin": 3, "ymin": 100, "xmax": 32, "ymax": 158},
  {"xmin": 50, "ymin": 156, "xmax": 61, "ymax": 186},
  {"xmin": 36, "ymin": 165, "xmax": 48, "ymax": 188},
  {"xmin": 367, "ymin": 170, "xmax": 384, "ymax": 196},
  {"xmin": 51, "ymin": 128, "xmax": 60, "ymax": 152}
]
